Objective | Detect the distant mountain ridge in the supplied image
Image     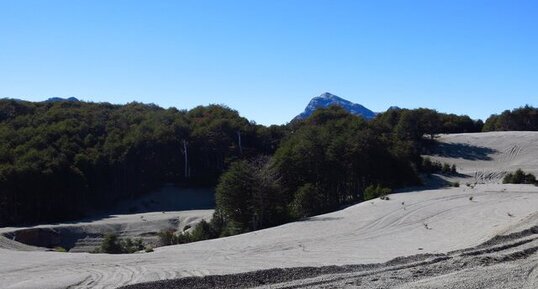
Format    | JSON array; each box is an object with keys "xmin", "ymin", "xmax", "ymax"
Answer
[
  {"xmin": 45, "ymin": 97, "xmax": 79, "ymax": 103},
  {"xmin": 0, "ymin": 97, "xmax": 80, "ymax": 103},
  {"xmin": 295, "ymin": 92, "xmax": 377, "ymax": 120}
]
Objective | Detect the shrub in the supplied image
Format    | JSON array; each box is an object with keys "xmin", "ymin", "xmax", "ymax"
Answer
[
  {"xmin": 421, "ymin": 157, "xmax": 441, "ymax": 173},
  {"xmin": 121, "ymin": 238, "xmax": 144, "ymax": 253},
  {"xmin": 190, "ymin": 220, "xmax": 216, "ymax": 242},
  {"xmin": 451, "ymin": 182, "xmax": 460, "ymax": 187},
  {"xmin": 158, "ymin": 230, "xmax": 177, "ymax": 246},
  {"xmin": 100, "ymin": 234, "xmax": 123, "ymax": 254},
  {"xmin": 363, "ymin": 185, "xmax": 392, "ymax": 201},
  {"xmin": 157, "ymin": 221, "xmax": 217, "ymax": 246},
  {"xmin": 98, "ymin": 234, "xmax": 144, "ymax": 254},
  {"xmin": 54, "ymin": 246, "xmax": 67, "ymax": 252},
  {"xmin": 442, "ymin": 163, "xmax": 451, "ymax": 174},
  {"xmin": 421, "ymin": 157, "xmax": 456, "ymax": 176},
  {"xmin": 503, "ymin": 169, "xmax": 537, "ymax": 184},
  {"xmin": 176, "ymin": 232, "xmax": 193, "ymax": 244}
]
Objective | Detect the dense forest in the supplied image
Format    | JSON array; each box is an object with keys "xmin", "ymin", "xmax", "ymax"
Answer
[
  {"xmin": 0, "ymin": 99, "xmax": 530, "ymax": 228},
  {"xmin": 211, "ymin": 106, "xmax": 482, "ymax": 236},
  {"xmin": 0, "ymin": 99, "xmax": 285, "ymax": 225},
  {"xmin": 482, "ymin": 105, "xmax": 538, "ymax": 131}
]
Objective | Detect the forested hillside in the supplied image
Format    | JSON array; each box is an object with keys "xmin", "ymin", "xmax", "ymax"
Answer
[
  {"xmin": 211, "ymin": 106, "xmax": 483, "ymax": 237},
  {"xmin": 0, "ymin": 99, "xmax": 485, "ymax": 227},
  {"xmin": 483, "ymin": 105, "xmax": 538, "ymax": 131},
  {"xmin": 0, "ymin": 100, "xmax": 285, "ymax": 225}
]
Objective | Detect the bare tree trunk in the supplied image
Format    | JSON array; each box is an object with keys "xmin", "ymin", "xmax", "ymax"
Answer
[
  {"xmin": 183, "ymin": 140, "xmax": 189, "ymax": 178},
  {"xmin": 237, "ymin": 130, "xmax": 243, "ymax": 155}
]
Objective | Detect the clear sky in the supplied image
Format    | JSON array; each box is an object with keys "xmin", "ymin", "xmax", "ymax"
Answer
[{"xmin": 0, "ymin": 0, "xmax": 537, "ymax": 125}]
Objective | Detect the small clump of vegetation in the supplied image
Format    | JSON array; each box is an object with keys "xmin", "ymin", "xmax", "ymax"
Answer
[
  {"xmin": 502, "ymin": 169, "xmax": 537, "ymax": 185},
  {"xmin": 54, "ymin": 246, "xmax": 67, "ymax": 252},
  {"xmin": 421, "ymin": 157, "xmax": 457, "ymax": 175},
  {"xmin": 93, "ymin": 234, "xmax": 145, "ymax": 254},
  {"xmin": 363, "ymin": 185, "xmax": 392, "ymax": 201},
  {"xmin": 158, "ymin": 220, "xmax": 218, "ymax": 246}
]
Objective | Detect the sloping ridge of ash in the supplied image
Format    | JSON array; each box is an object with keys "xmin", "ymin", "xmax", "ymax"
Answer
[{"xmin": 120, "ymin": 225, "xmax": 538, "ymax": 289}]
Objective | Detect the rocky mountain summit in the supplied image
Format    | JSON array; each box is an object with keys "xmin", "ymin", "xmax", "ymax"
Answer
[{"xmin": 295, "ymin": 92, "xmax": 376, "ymax": 120}]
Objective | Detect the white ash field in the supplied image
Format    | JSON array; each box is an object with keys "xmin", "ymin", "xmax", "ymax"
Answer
[{"xmin": 1, "ymin": 131, "xmax": 538, "ymax": 289}]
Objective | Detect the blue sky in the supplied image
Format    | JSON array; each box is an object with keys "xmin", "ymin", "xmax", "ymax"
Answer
[{"xmin": 0, "ymin": 0, "xmax": 537, "ymax": 125}]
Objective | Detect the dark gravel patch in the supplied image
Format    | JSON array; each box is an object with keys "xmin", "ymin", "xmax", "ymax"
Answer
[{"xmin": 119, "ymin": 254, "xmax": 447, "ymax": 289}]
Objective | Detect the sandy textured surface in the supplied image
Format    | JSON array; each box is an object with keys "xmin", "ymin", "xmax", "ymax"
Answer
[
  {"xmin": 0, "ymin": 184, "xmax": 214, "ymax": 252},
  {"xmin": 1, "ymin": 131, "xmax": 538, "ymax": 289},
  {"xmin": 1, "ymin": 184, "xmax": 537, "ymax": 289},
  {"xmin": 428, "ymin": 131, "xmax": 538, "ymax": 183},
  {"xmin": 0, "ymin": 210, "xmax": 213, "ymax": 252},
  {"xmin": 121, "ymin": 225, "xmax": 538, "ymax": 289}
]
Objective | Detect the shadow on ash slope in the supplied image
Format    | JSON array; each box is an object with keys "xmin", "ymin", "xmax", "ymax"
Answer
[
  {"xmin": 0, "ymin": 186, "xmax": 214, "ymax": 252},
  {"xmin": 426, "ymin": 131, "xmax": 538, "ymax": 184},
  {"xmin": 122, "ymin": 225, "xmax": 538, "ymax": 289}
]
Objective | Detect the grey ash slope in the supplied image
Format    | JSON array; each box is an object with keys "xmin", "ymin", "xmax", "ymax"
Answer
[
  {"xmin": 121, "ymin": 225, "xmax": 538, "ymax": 289},
  {"xmin": 295, "ymin": 92, "xmax": 377, "ymax": 120}
]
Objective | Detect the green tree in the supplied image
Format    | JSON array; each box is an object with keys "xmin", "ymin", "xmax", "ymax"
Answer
[
  {"xmin": 215, "ymin": 160, "xmax": 255, "ymax": 234},
  {"xmin": 290, "ymin": 183, "xmax": 322, "ymax": 218},
  {"xmin": 503, "ymin": 169, "xmax": 537, "ymax": 184}
]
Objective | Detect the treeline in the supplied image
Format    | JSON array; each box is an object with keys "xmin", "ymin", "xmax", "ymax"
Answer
[
  {"xmin": 0, "ymin": 99, "xmax": 485, "ymax": 227},
  {"xmin": 502, "ymin": 169, "xmax": 537, "ymax": 185},
  {"xmin": 483, "ymin": 105, "xmax": 538, "ymax": 131},
  {"xmin": 0, "ymin": 100, "xmax": 286, "ymax": 226}
]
